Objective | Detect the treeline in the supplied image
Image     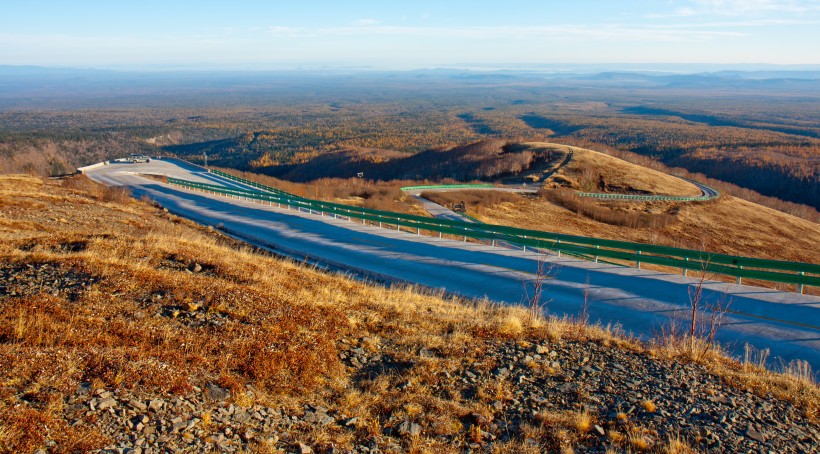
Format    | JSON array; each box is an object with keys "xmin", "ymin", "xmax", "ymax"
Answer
[
  {"xmin": 1, "ymin": 91, "xmax": 818, "ymax": 219},
  {"xmin": 668, "ymin": 155, "xmax": 819, "ymax": 209},
  {"xmin": 0, "ymin": 134, "xmax": 150, "ymax": 176},
  {"xmin": 252, "ymin": 139, "xmax": 542, "ymax": 183}
]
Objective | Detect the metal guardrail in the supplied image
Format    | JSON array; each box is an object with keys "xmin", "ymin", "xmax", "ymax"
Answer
[
  {"xmin": 168, "ymin": 173, "xmax": 819, "ymax": 292},
  {"xmin": 577, "ymin": 189, "xmax": 718, "ymax": 202},
  {"xmin": 578, "ymin": 178, "xmax": 720, "ymax": 202},
  {"xmin": 209, "ymin": 169, "xmax": 291, "ymax": 195}
]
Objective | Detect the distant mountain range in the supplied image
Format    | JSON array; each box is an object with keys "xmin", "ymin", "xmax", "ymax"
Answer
[{"xmin": 0, "ymin": 65, "xmax": 818, "ymax": 109}]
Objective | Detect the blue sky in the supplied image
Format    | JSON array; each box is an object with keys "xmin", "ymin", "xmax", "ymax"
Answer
[{"xmin": 1, "ymin": 0, "xmax": 819, "ymax": 69}]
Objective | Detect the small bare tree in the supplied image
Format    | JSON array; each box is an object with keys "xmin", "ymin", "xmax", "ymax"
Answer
[
  {"xmin": 580, "ymin": 275, "xmax": 591, "ymax": 325},
  {"xmin": 686, "ymin": 255, "xmax": 731, "ymax": 360},
  {"xmin": 654, "ymin": 252, "xmax": 731, "ymax": 360},
  {"xmin": 523, "ymin": 254, "xmax": 554, "ymax": 321}
]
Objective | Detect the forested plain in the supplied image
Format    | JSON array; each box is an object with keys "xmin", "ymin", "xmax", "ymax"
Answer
[{"xmin": 1, "ymin": 69, "xmax": 818, "ymax": 212}]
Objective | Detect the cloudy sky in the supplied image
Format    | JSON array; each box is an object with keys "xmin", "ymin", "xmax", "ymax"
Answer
[{"xmin": 1, "ymin": 0, "xmax": 819, "ymax": 69}]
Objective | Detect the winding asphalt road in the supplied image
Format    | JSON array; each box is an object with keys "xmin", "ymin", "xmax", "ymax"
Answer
[{"xmin": 85, "ymin": 159, "xmax": 820, "ymax": 376}]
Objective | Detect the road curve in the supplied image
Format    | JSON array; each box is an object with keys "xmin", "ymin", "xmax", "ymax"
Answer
[{"xmin": 86, "ymin": 159, "xmax": 820, "ymax": 377}]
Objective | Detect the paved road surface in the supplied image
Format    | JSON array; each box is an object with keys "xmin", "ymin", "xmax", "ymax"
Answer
[{"xmin": 86, "ymin": 159, "xmax": 820, "ymax": 376}]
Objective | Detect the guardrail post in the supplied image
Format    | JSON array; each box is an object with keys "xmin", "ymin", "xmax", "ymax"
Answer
[
  {"xmin": 439, "ymin": 225, "xmax": 442, "ymax": 238},
  {"xmin": 523, "ymin": 235, "xmax": 527, "ymax": 252},
  {"xmin": 797, "ymin": 272, "xmax": 804, "ymax": 294},
  {"xmin": 683, "ymin": 257, "xmax": 689, "ymax": 276},
  {"xmin": 637, "ymin": 250, "xmax": 641, "ymax": 269},
  {"xmin": 595, "ymin": 245, "xmax": 599, "ymax": 263},
  {"xmin": 416, "ymin": 227, "xmax": 420, "ymax": 235},
  {"xmin": 737, "ymin": 266, "xmax": 743, "ymax": 285}
]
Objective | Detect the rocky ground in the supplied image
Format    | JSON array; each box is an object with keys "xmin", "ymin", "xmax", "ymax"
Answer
[{"xmin": 44, "ymin": 333, "xmax": 818, "ymax": 453}]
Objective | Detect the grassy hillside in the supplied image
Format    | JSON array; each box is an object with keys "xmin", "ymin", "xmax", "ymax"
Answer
[
  {"xmin": 414, "ymin": 144, "xmax": 819, "ymax": 268},
  {"xmin": 535, "ymin": 143, "xmax": 702, "ymax": 196},
  {"xmin": 443, "ymin": 192, "xmax": 820, "ymax": 265},
  {"xmin": 1, "ymin": 175, "xmax": 818, "ymax": 453}
]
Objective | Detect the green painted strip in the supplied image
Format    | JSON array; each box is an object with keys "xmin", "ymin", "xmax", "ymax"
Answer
[{"xmin": 400, "ymin": 184, "xmax": 496, "ymax": 191}]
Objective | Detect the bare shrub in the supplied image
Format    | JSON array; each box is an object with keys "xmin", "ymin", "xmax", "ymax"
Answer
[
  {"xmin": 421, "ymin": 190, "xmax": 522, "ymax": 215},
  {"xmin": 544, "ymin": 189, "xmax": 677, "ymax": 229},
  {"xmin": 522, "ymin": 256, "xmax": 554, "ymax": 321}
]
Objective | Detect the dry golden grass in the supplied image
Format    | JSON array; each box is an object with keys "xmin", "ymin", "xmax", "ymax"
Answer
[
  {"xmin": 529, "ymin": 142, "xmax": 702, "ymax": 196},
  {"xmin": 544, "ymin": 189, "xmax": 678, "ymax": 229},
  {"xmin": 628, "ymin": 426, "xmax": 652, "ymax": 451},
  {"xmin": 212, "ymin": 167, "xmax": 429, "ymax": 216},
  {"xmin": 1, "ymin": 174, "xmax": 817, "ymax": 452},
  {"xmin": 650, "ymin": 336, "xmax": 820, "ymax": 422},
  {"xmin": 399, "ymin": 143, "xmax": 820, "ymax": 266},
  {"xmin": 467, "ymin": 184, "xmax": 819, "ymax": 266},
  {"xmin": 572, "ymin": 409, "xmax": 593, "ymax": 433},
  {"xmin": 0, "ymin": 174, "xmax": 589, "ymax": 451},
  {"xmin": 664, "ymin": 433, "xmax": 696, "ymax": 454}
]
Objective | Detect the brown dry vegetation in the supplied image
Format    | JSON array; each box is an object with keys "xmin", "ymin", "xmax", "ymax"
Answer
[
  {"xmin": 412, "ymin": 144, "xmax": 818, "ymax": 264},
  {"xmin": 0, "ymin": 174, "xmax": 602, "ymax": 451},
  {"xmin": 532, "ymin": 143, "xmax": 701, "ymax": 196},
  {"xmin": 212, "ymin": 167, "xmax": 429, "ymax": 216},
  {"xmin": 1, "ymin": 175, "xmax": 818, "ymax": 452},
  {"xmin": 558, "ymin": 137, "xmax": 820, "ymax": 222},
  {"xmin": 464, "ymin": 188, "xmax": 819, "ymax": 266}
]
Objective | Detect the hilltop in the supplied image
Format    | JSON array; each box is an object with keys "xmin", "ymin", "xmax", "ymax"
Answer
[
  {"xmin": 1, "ymin": 174, "xmax": 819, "ymax": 453},
  {"xmin": 529, "ymin": 143, "xmax": 701, "ymax": 197},
  {"xmin": 414, "ymin": 143, "xmax": 819, "ymax": 268}
]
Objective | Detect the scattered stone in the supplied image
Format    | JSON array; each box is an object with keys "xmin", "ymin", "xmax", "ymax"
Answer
[
  {"xmin": 48, "ymin": 337, "xmax": 819, "ymax": 453},
  {"xmin": 397, "ymin": 421, "xmax": 422, "ymax": 437},
  {"xmin": 205, "ymin": 383, "xmax": 230, "ymax": 401},
  {"xmin": 97, "ymin": 397, "xmax": 117, "ymax": 411},
  {"xmin": 148, "ymin": 399, "xmax": 163, "ymax": 412},
  {"xmin": 746, "ymin": 426, "xmax": 766, "ymax": 443}
]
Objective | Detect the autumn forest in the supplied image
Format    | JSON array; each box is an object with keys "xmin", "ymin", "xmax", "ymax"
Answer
[{"xmin": 1, "ymin": 69, "xmax": 818, "ymax": 216}]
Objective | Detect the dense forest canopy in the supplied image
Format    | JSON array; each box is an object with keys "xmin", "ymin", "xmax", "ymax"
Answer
[{"xmin": 1, "ymin": 68, "xmax": 818, "ymax": 210}]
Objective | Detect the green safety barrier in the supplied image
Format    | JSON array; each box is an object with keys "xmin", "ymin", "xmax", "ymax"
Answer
[
  {"xmin": 209, "ymin": 169, "xmax": 291, "ymax": 196},
  {"xmin": 577, "ymin": 192, "xmax": 717, "ymax": 202},
  {"xmin": 400, "ymin": 184, "xmax": 496, "ymax": 191},
  {"xmin": 172, "ymin": 174, "xmax": 819, "ymax": 290},
  {"xmin": 578, "ymin": 178, "xmax": 720, "ymax": 202},
  {"xmin": 578, "ymin": 192, "xmax": 715, "ymax": 202}
]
